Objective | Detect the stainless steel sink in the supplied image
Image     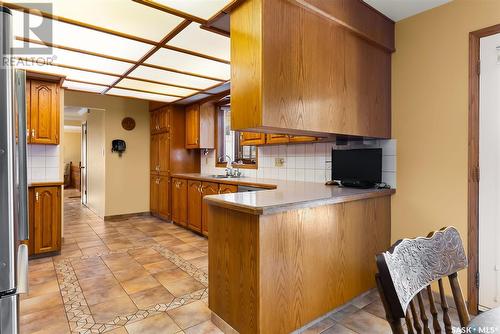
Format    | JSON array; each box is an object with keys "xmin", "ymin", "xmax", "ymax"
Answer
[{"xmin": 210, "ymin": 174, "xmax": 240, "ymax": 179}]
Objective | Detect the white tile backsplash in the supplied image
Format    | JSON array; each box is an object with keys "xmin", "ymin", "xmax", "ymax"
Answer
[
  {"xmin": 200, "ymin": 139, "xmax": 397, "ymax": 188},
  {"xmin": 27, "ymin": 144, "xmax": 61, "ymax": 182}
]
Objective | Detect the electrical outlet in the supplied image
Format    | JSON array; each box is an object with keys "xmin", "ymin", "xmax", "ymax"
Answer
[{"xmin": 275, "ymin": 158, "xmax": 285, "ymax": 167}]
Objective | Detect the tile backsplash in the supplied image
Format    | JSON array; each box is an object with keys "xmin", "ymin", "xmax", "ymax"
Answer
[
  {"xmin": 201, "ymin": 139, "xmax": 397, "ymax": 188},
  {"xmin": 27, "ymin": 145, "xmax": 61, "ymax": 182}
]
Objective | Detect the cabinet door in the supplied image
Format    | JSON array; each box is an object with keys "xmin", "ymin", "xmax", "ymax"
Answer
[
  {"xmin": 150, "ymin": 111, "xmax": 158, "ymax": 134},
  {"xmin": 150, "ymin": 175, "xmax": 159, "ymax": 214},
  {"xmin": 157, "ymin": 107, "xmax": 170, "ymax": 133},
  {"xmin": 150, "ymin": 134, "xmax": 159, "ymax": 174},
  {"xmin": 158, "ymin": 176, "xmax": 170, "ymax": 220},
  {"xmin": 201, "ymin": 182, "xmax": 219, "ymax": 236},
  {"xmin": 158, "ymin": 132, "xmax": 170, "ymax": 175},
  {"xmin": 266, "ymin": 134, "xmax": 289, "ymax": 145},
  {"xmin": 30, "ymin": 80, "xmax": 59, "ymax": 145},
  {"xmin": 23, "ymin": 188, "xmax": 35, "ymax": 256},
  {"xmin": 240, "ymin": 132, "xmax": 265, "ymax": 146},
  {"xmin": 219, "ymin": 184, "xmax": 238, "ymax": 194},
  {"xmin": 33, "ymin": 186, "xmax": 61, "ymax": 254},
  {"xmin": 289, "ymin": 135, "xmax": 317, "ymax": 143},
  {"xmin": 185, "ymin": 104, "xmax": 200, "ymax": 149},
  {"xmin": 187, "ymin": 180, "xmax": 202, "ymax": 232},
  {"xmin": 172, "ymin": 178, "xmax": 188, "ymax": 227}
]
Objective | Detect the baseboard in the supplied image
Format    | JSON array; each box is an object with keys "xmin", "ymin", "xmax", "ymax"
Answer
[{"xmin": 104, "ymin": 211, "xmax": 151, "ymax": 222}]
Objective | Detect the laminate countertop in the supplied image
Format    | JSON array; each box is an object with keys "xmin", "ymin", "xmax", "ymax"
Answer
[{"xmin": 172, "ymin": 173, "xmax": 395, "ymax": 215}]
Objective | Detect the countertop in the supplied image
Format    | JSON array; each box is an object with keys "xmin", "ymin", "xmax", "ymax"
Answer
[
  {"xmin": 28, "ymin": 180, "xmax": 64, "ymax": 187},
  {"xmin": 172, "ymin": 173, "xmax": 395, "ymax": 215}
]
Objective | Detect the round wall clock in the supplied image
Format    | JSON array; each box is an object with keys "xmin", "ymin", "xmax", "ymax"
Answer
[{"xmin": 122, "ymin": 117, "xmax": 136, "ymax": 131}]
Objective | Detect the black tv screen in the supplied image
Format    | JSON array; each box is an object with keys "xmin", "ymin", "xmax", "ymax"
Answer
[{"xmin": 332, "ymin": 148, "xmax": 382, "ymax": 183}]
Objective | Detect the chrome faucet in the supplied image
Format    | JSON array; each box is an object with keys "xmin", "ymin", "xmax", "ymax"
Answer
[{"xmin": 224, "ymin": 155, "xmax": 242, "ymax": 177}]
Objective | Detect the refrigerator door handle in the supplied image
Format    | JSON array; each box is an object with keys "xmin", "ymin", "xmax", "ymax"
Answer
[
  {"xmin": 16, "ymin": 244, "xmax": 28, "ymax": 294},
  {"xmin": 15, "ymin": 69, "xmax": 28, "ymax": 241}
]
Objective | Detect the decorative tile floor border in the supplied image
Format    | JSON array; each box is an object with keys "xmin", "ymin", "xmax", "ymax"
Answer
[{"xmin": 54, "ymin": 243, "xmax": 209, "ymax": 333}]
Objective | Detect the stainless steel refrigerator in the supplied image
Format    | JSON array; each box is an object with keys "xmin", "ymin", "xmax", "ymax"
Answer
[{"xmin": 0, "ymin": 6, "xmax": 29, "ymax": 334}]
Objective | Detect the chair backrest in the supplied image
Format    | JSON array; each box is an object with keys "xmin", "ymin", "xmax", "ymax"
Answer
[{"xmin": 375, "ymin": 226, "xmax": 470, "ymax": 334}]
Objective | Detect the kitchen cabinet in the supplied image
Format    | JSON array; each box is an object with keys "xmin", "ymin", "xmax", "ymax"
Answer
[
  {"xmin": 172, "ymin": 178, "xmax": 188, "ymax": 227},
  {"xmin": 266, "ymin": 134, "xmax": 289, "ymax": 145},
  {"xmin": 185, "ymin": 102, "xmax": 215, "ymax": 149},
  {"xmin": 150, "ymin": 175, "xmax": 170, "ymax": 220},
  {"xmin": 240, "ymin": 132, "xmax": 265, "ymax": 146},
  {"xmin": 187, "ymin": 180, "xmax": 202, "ymax": 233},
  {"xmin": 151, "ymin": 107, "xmax": 169, "ymax": 134},
  {"xmin": 218, "ymin": 184, "xmax": 238, "ymax": 194},
  {"xmin": 201, "ymin": 181, "xmax": 219, "ymax": 236},
  {"xmin": 28, "ymin": 80, "xmax": 60, "ymax": 145},
  {"xmin": 149, "ymin": 104, "xmax": 200, "ymax": 221},
  {"xmin": 26, "ymin": 185, "xmax": 61, "ymax": 256},
  {"xmin": 151, "ymin": 132, "xmax": 170, "ymax": 175},
  {"xmin": 289, "ymin": 135, "xmax": 317, "ymax": 143},
  {"xmin": 231, "ymin": 0, "xmax": 393, "ymax": 139}
]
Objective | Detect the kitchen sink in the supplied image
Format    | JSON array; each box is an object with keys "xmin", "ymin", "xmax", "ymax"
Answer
[{"xmin": 210, "ymin": 174, "xmax": 241, "ymax": 179}]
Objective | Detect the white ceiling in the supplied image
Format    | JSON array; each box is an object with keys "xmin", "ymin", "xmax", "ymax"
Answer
[
  {"xmin": 5, "ymin": 0, "xmax": 233, "ymax": 103},
  {"xmin": 363, "ymin": 0, "xmax": 452, "ymax": 22}
]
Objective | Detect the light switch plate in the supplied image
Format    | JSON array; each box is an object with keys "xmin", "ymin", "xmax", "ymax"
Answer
[{"xmin": 275, "ymin": 158, "xmax": 285, "ymax": 167}]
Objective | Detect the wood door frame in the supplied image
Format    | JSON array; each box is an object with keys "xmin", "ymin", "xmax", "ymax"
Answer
[{"xmin": 468, "ymin": 23, "xmax": 500, "ymax": 315}]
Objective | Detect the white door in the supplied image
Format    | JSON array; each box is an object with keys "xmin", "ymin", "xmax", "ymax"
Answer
[
  {"xmin": 479, "ymin": 33, "xmax": 500, "ymax": 309},
  {"xmin": 81, "ymin": 121, "xmax": 87, "ymax": 206}
]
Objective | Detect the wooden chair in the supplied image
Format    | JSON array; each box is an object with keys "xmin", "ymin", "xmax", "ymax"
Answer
[{"xmin": 375, "ymin": 226, "xmax": 470, "ymax": 334}]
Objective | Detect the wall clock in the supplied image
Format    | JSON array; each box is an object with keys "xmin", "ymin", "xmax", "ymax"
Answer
[{"xmin": 122, "ymin": 117, "xmax": 136, "ymax": 131}]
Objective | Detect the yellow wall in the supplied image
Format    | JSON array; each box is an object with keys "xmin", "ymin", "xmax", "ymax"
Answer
[
  {"xmin": 392, "ymin": 0, "xmax": 500, "ymax": 295},
  {"xmin": 64, "ymin": 91, "xmax": 150, "ymax": 217},
  {"xmin": 63, "ymin": 131, "xmax": 81, "ymax": 165}
]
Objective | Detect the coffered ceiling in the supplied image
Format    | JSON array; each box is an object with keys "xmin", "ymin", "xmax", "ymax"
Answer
[{"xmin": 4, "ymin": 0, "xmax": 234, "ymax": 103}]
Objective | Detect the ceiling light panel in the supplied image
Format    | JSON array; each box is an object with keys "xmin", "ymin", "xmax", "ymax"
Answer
[
  {"xmin": 14, "ymin": 62, "xmax": 119, "ymax": 85},
  {"xmin": 5, "ymin": 0, "xmax": 184, "ymax": 42},
  {"xmin": 129, "ymin": 66, "xmax": 220, "ymax": 90},
  {"xmin": 149, "ymin": 0, "xmax": 233, "ymax": 20},
  {"xmin": 107, "ymin": 88, "xmax": 179, "ymax": 103},
  {"xmin": 166, "ymin": 23, "xmax": 230, "ymax": 61},
  {"xmin": 63, "ymin": 80, "xmax": 107, "ymax": 94},
  {"xmin": 116, "ymin": 78, "xmax": 198, "ymax": 97},
  {"xmin": 145, "ymin": 47, "xmax": 230, "ymax": 80},
  {"xmin": 12, "ymin": 11, "xmax": 153, "ymax": 61},
  {"xmin": 12, "ymin": 40, "xmax": 133, "ymax": 75}
]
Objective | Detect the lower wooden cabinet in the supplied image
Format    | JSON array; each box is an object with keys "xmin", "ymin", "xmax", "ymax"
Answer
[
  {"xmin": 187, "ymin": 180, "xmax": 202, "ymax": 233},
  {"xmin": 201, "ymin": 182, "xmax": 219, "ymax": 236},
  {"xmin": 219, "ymin": 184, "xmax": 238, "ymax": 194},
  {"xmin": 26, "ymin": 185, "xmax": 61, "ymax": 256},
  {"xmin": 150, "ymin": 175, "xmax": 170, "ymax": 220},
  {"xmin": 172, "ymin": 178, "xmax": 188, "ymax": 227}
]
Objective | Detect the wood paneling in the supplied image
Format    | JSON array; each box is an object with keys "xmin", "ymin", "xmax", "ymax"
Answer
[
  {"xmin": 231, "ymin": 0, "xmax": 392, "ymax": 139},
  {"xmin": 201, "ymin": 181, "xmax": 219, "ymax": 236},
  {"xmin": 32, "ymin": 186, "xmax": 61, "ymax": 254},
  {"xmin": 187, "ymin": 180, "xmax": 202, "ymax": 232},
  {"xmin": 29, "ymin": 80, "xmax": 60, "ymax": 145},
  {"xmin": 208, "ymin": 196, "xmax": 391, "ymax": 334},
  {"xmin": 172, "ymin": 178, "xmax": 188, "ymax": 227}
]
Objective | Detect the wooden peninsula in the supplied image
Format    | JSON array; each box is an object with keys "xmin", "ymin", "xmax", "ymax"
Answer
[{"xmin": 205, "ymin": 180, "xmax": 394, "ymax": 333}]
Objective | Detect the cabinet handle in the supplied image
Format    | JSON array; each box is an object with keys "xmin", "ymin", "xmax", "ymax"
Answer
[
  {"xmin": 31, "ymin": 129, "xmax": 35, "ymax": 138},
  {"xmin": 198, "ymin": 185, "xmax": 203, "ymax": 193},
  {"xmin": 195, "ymin": 138, "xmax": 199, "ymax": 144},
  {"xmin": 35, "ymin": 192, "xmax": 39, "ymax": 201},
  {"xmin": 156, "ymin": 178, "xmax": 160, "ymax": 185}
]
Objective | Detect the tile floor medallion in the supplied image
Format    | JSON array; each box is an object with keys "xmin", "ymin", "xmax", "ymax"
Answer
[{"xmin": 21, "ymin": 189, "xmax": 462, "ymax": 334}]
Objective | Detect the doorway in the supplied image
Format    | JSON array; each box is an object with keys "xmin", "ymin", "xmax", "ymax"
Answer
[{"xmin": 469, "ymin": 23, "xmax": 500, "ymax": 314}]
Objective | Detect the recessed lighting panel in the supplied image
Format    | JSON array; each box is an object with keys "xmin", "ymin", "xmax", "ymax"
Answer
[{"xmin": 107, "ymin": 88, "xmax": 179, "ymax": 103}]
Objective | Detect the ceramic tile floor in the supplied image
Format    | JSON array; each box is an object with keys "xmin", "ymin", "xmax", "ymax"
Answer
[{"xmin": 20, "ymin": 189, "xmax": 460, "ymax": 334}]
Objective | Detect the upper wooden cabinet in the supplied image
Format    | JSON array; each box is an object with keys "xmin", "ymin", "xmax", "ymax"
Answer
[
  {"xmin": 150, "ymin": 132, "xmax": 170, "ymax": 175},
  {"xmin": 28, "ymin": 80, "xmax": 61, "ymax": 145},
  {"xmin": 240, "ymin": 132, "xmax": 266, "ymax": 146},
  {"xmin": 151, "ymin": 107, "xmax": 169, "ymax": 134},
  {"xmin": 185, "ymin": 102, "xmax": 215, "ymax": 149},
  {"xmin": 231, "ymin": 0, "xmax": 394, "ymax": 139},
  {"xmin": 266, "ymin": 134, "xmax": 289, "ymax": 145}
]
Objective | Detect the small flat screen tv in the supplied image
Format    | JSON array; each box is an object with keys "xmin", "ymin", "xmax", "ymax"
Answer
[{"xmin": 332, "ymin": 148, "xmax": 382, "ymax": 184}]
